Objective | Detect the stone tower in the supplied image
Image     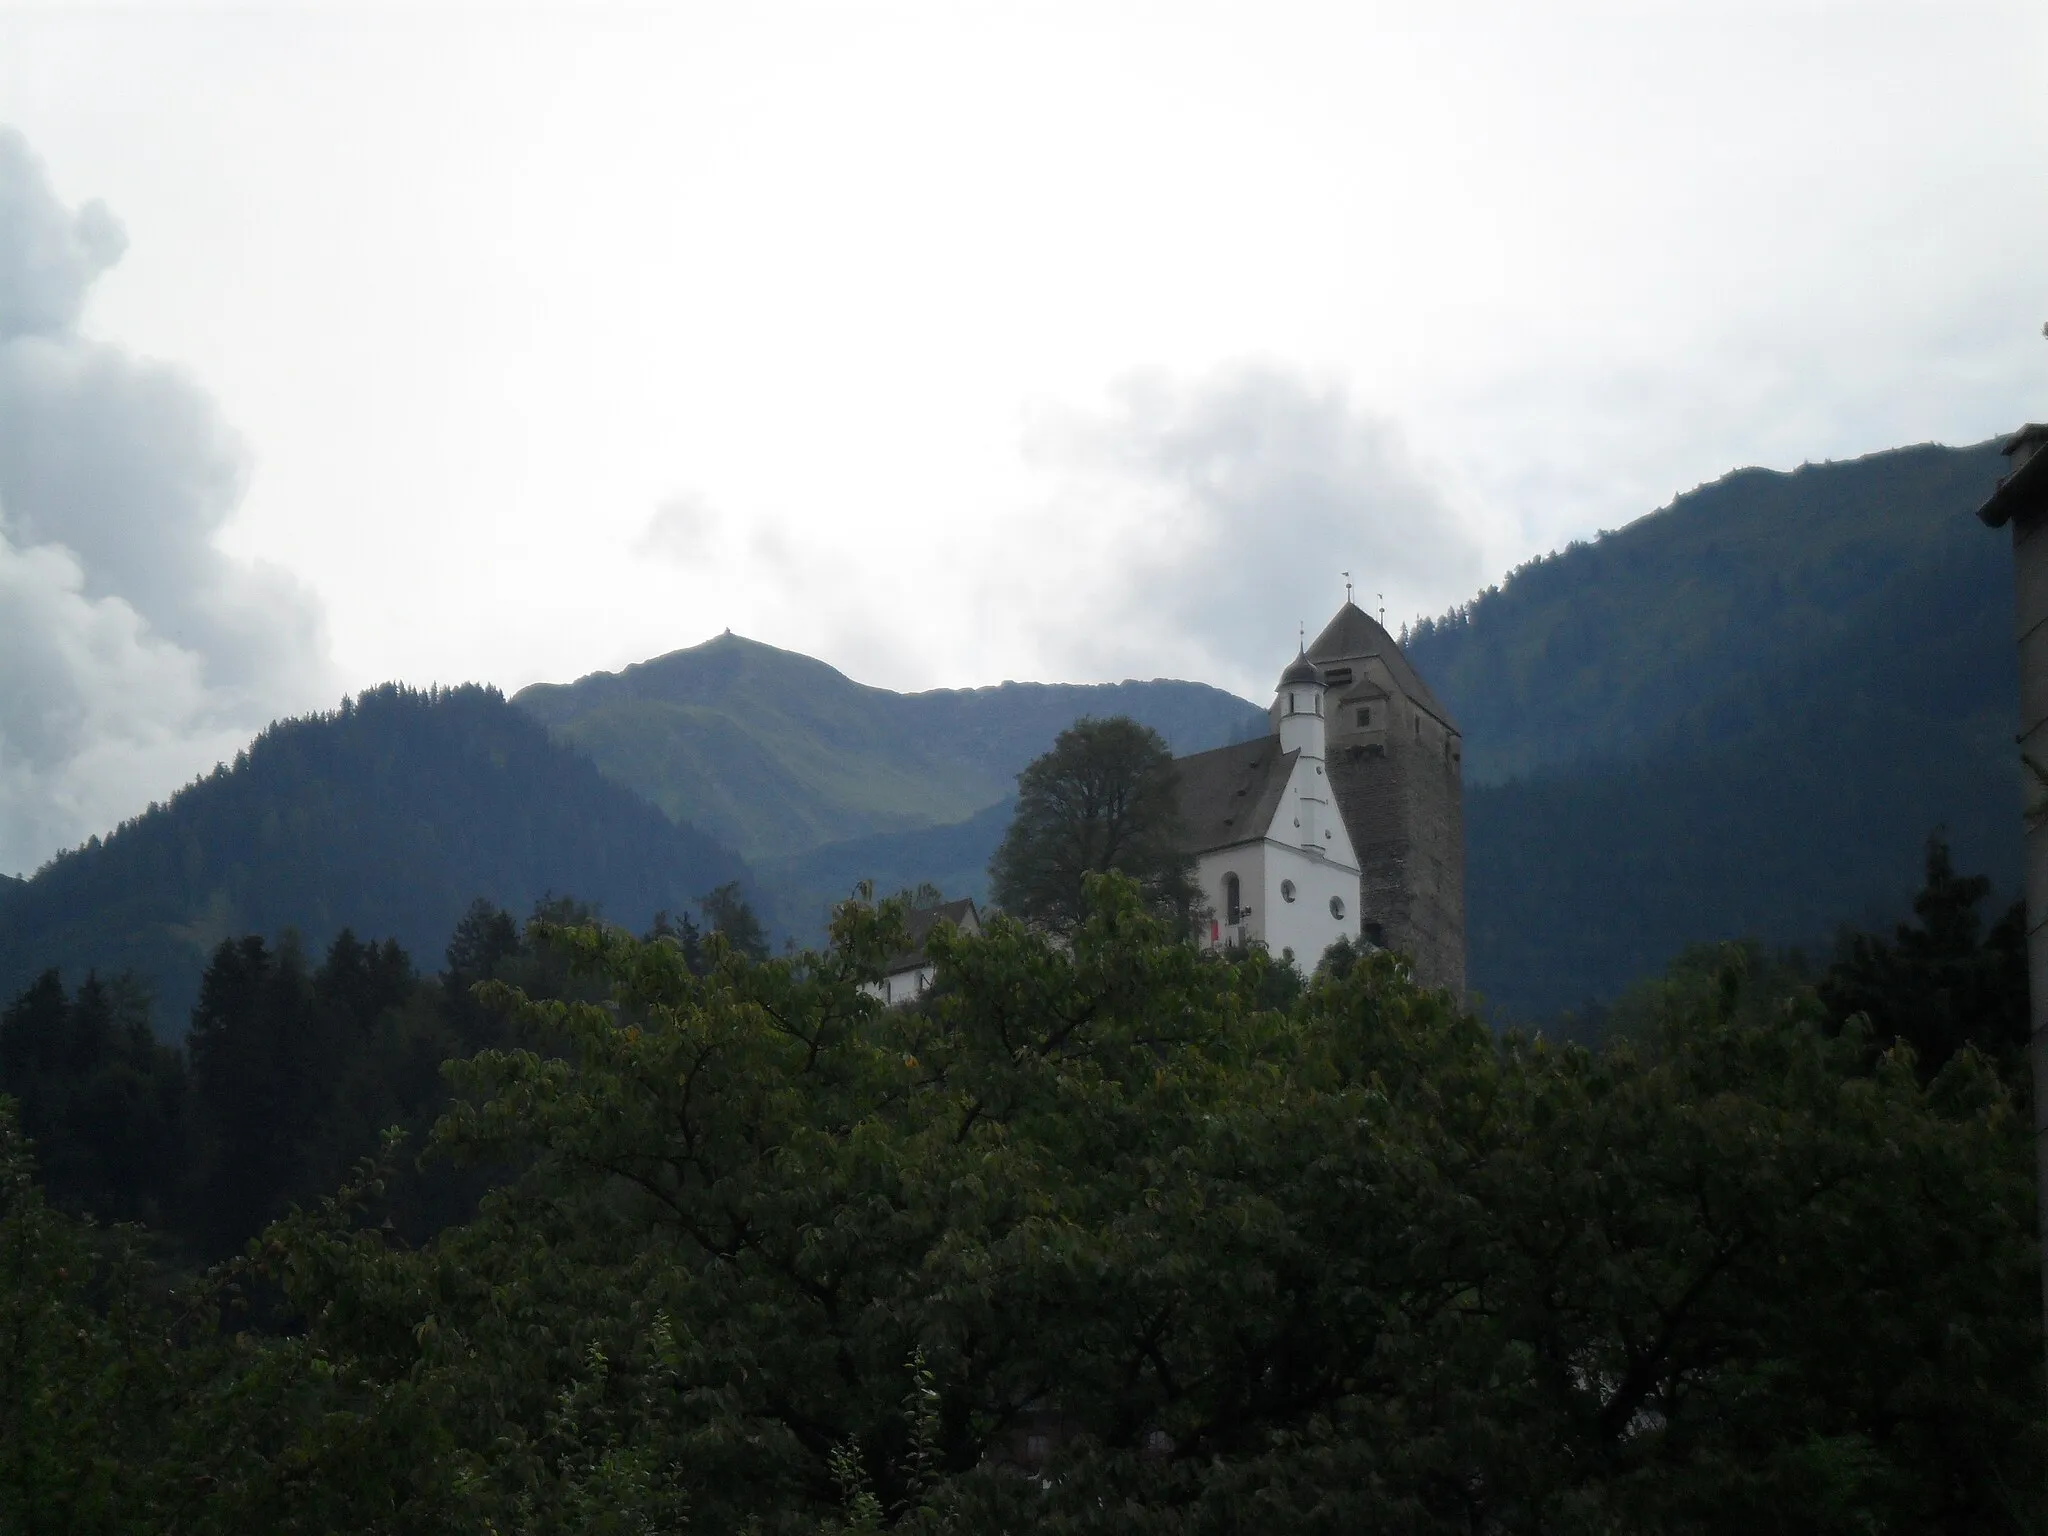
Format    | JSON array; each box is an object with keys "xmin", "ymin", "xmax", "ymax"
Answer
[{"xmin": 1282, "ymin": 601, "xmax": 1465, "ymax": 995}]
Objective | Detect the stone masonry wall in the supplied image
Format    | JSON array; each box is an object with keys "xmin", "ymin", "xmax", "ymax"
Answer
[{"xmin": 1326, "ymin": 699, "xmax": 1465, "ymax": 998}]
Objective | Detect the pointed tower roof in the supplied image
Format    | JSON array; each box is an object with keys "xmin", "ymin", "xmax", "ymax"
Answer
[
  {"xmin": 1306, "ymin": 602, "xmax": 1455, "ymax": 728},
  {"xmin": 1277, "ymin": 650, "xmax": 1323, "ymax": 688}
]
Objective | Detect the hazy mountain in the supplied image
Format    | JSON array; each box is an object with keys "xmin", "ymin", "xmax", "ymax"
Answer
[
  {"xmin": 0, "ymin": 684, "xmax": 745, "ymax": 1030},
  {"xmin": 6, "ymin": 442, "xmax": 2017, "ymax": 1032},
  {"xmin": 754, "ymin": 797, "xmax": 1017, "ymax": 942},
  {"xmin": 513, "ymin": 634, "xmax": 1267, "ymax": 860}
]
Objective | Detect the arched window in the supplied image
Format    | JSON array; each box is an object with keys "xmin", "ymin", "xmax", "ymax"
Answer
[{"xmin": 1223, "ymin": 872, "xmax": 1241, "ymax": 924}]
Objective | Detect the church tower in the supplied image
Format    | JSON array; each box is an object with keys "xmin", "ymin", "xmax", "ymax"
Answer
[{"xmin": 1284, "ymin": 601, "xmax": 1465, "ymax": 995}]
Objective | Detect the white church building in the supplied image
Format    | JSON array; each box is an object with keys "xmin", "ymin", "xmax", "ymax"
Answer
[
  {"xmin": 1176, "ymin": 648, "xmax": 1361, "ymax": 965},
  {"xmin": 868, "ymin": 638, "xmax": 1371, "ymax": 1002}
]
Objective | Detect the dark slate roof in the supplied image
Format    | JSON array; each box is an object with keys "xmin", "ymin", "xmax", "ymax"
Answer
[
  {"xmin": 1306, "ymin": 602, "xmax": 1456, "ymax": 729},
  {"xmin": 1278, "ymin": 651, "xmax": 1323, "ymax": 687},
  {"xmin": 1980, "ymin": 425, "xmax": 2048, "ymax": 528},
  {"xmin": 884, "ymin": 898, "xmax": 980, "ymax": 974},
  {"xmin": 1173, "ymin": 736, "xmax": 1297, "ymax": 856}
]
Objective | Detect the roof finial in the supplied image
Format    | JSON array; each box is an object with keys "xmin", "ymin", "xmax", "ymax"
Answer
[
  {"xmin": 1378, "ymin": 593, "xmax": 1385, "ymax": 629},
  {"xmin": 1298, "ymin": 619, "xmax": 1305, "ymax": 653},
  {"xmin": 1343, "ymin": 570, "xmax": 1353, "ymax": 607}
]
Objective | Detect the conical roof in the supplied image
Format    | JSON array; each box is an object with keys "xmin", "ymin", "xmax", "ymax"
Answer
[
  {"xmin": 1277, "ymin": 651, "xmax": 1322, "ymax": 688},
  {"xmin": 1306, "ymin": 602, "xmax": 1454, "ymax": 728}
]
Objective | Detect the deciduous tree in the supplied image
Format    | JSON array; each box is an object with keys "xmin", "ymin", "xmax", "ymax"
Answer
[{"xmin": 989, "ymin": 716, "xmax": 1199, "ymax": 935}]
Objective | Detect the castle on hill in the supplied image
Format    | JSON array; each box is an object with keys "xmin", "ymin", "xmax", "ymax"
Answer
[{"xmin": 1174, "ymin": 600, "xmax": 1466, "ymax": 995}]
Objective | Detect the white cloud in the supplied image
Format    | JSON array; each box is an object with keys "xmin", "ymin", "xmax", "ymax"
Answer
[
  {"xmin": 0, "ymin": 127, "xmax": 331, "ymax": 876},
  {"xmin": 2, "ymin": 5, "xmax": 2041, "ymax": 711},
  {"xmin": 1023, "ymin": 365, "xmax": 1485, "ymax": 696},
  {"xmin": 0, "ymin": 138, "xmax": 124, "ymax": 339},
  {"xmin": 633, "ymin": 492, "xmax": 719, "ymax": 564}
]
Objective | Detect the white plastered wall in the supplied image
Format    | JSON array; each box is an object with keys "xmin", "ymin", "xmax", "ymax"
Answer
[
  {"xmin": 1258, "ymin": 842, "xmax": 1359, "ymax": 967},
  {"xmin": 1197, "ymin": 840, "xmax": 1268, "ymax": 949},
  {"xmin": 1194, "ymin": 761, "xmax": 1360, "ymax": 969}
]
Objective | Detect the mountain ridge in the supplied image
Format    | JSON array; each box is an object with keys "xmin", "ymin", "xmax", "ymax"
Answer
[
  {"xmin": 1405, "ymin": 438, "xmax": 2012, "ymax": 785},
  {"xmin": 2, "ymin": 437, "xmax": 2022, "ymax": 1030},
  {"xmin": 0, "ymin": 684, "xmax": 746, "ymax": 1029},
  {"xmin": 513, "ymin": 633, "xmax": 1268, "ymax": 860}
]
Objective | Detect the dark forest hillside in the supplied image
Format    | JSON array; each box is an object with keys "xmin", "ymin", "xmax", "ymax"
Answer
[
  {"xmin": 1407, "ymin": 439, "xmax": 2019, "ymax": 1018},
  {"xmin": 1407, "ymin": 439, "xmax": 2012, "ymax": 785},
  {"xmin": 0, "ymin": 685, "xmax": 744, "ymax": 1029}
]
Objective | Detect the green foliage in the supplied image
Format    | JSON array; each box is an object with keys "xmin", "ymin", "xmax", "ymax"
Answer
[
  {"xmin": 0, "ymin": 1104, "xmax": 450, "ymax": 1533},
  {"xmin": 990, "ymin": 718, "xmax": 1202, "ymax": 936},
  {"xmin": 185, "ymin": 928, "xmax": 466, "ymax": 1256},
  {"xmin": 0, "ymin": 898, "xmax": 603, "ymax": 1267},
  {"xmin": 0, "ymin": 970, "xmax": 185, "ymax": 1228},
  {"xmin": 699, "ymin": 880, "xmax": 771, "ymax": 961},
  {"xmin": 0, "ymin": 1105, "xmax": 176, "ymax": 1531},
  {"xmin": 0, "ymin": 684, "xmax": 745, "ymax": 1028},
  {"xmin": 513, "ymin": 632, "xmax": 1265, "ymax": 862},
  {"xmin": 1820, "ymin": 833, "xmax": 2028, "ymax": 1084},
  {"xmin": 0, "ymin": 879, "xmax": 2039, "ymax": 1530}
]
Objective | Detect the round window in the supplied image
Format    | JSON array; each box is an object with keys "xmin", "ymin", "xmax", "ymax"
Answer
[
  {"xmin": 1280, "ymin": 880, "xmax": 1297, "ymax": 903},
  {"xmin": 1329, "ymin": 895, "xmax": 1346, "ymax": 920}
]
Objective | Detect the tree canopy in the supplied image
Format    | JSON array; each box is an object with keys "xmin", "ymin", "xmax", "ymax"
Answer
[
  {"xmin": 1819, "ymin": 832, "xmax": 2028, "ymax": 1082},
  {"xmin": 1, "ymin": 874, "xmax": 2038, "ymax": 1531},
  {"xmin": 988, "ymin": 716, "xmax": 1200, "ymax": 935}
]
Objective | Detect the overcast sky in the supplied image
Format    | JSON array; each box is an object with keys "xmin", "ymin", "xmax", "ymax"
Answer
[{"xmin": 1, "ymin": 0, "xmax": 2044, "ymax": 874}]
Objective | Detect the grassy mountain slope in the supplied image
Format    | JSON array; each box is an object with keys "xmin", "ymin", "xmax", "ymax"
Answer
[
  {"xmin": 0, "ymin": 684, "xmax": 745, "ymax": 1030},
  {"xmin": 1405, "ymin": 439, "xmax": 2018, "ymax": 1019},
  {"xmin": 514, "ymin": 634, "xmax": 1266, "ymax": 860}
]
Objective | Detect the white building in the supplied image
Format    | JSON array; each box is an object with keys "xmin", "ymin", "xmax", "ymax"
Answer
[
  {"xmin": 1176, "ymin": 649, "xmax": 1361, "ymax": 966},
  {"xmin": 863, "ymin": 897, "xmax": 981, "ymax": 1007}
]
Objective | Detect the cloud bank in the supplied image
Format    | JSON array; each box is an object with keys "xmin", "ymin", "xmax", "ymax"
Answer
[
  {"xmin": 633, "ymin": 492, "xmax": 719, "ymax": 565},
  {"xmin": 1026, "ymin": 366, "xmax": 1484, "ymax": 695},
  {"xmin": 0, "ymin": 128, "xmax": 330, "ymax": 876}
]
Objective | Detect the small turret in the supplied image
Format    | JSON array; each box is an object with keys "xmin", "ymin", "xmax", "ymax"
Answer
[{"xmin": 1275, "ymin": 650, "xmax": 1326, "ymax": 761}]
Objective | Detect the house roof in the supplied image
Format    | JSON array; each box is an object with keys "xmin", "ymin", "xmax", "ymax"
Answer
[
  {"xmin": 1979, "ymin": 424, "xmax": 2048, "ymax": 529},
  {"xmin": 1306, "ymin": 602, "xmax": 1456, "ymax": 729},
  {"xmin": 1173, "ymin": 735, "xmax": 1298, "ymax": 856},
  {"xmin": 883, "ymin": 898, "xmax": 980, "ymax": 975}
]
